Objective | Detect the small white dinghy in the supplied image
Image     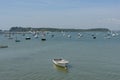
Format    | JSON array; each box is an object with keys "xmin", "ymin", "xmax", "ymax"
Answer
[{"xmin": 52, "ymin": 59, "xmax": 69, "ymax": 67}]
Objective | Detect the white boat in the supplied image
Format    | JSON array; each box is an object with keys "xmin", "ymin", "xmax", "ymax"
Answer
[
  {"xmin": 34, "ymin": 34, "xmax": 39, "ymax": 38},
  {"xmin": 52, "ymin": 59, "xmax": 69, "ymax": 67}
]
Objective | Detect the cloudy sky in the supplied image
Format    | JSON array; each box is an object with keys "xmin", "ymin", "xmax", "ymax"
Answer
[{"xmin": 0, "ymin": 0, "xmax": 120, "ymax": 30}]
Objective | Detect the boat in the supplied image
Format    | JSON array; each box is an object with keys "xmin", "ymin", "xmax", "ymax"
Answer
[
  {"xmin": 41, "ymin": 38, "xmax": 46, "ymax": 41},
  {"xmin": 41, "ymin": 33, "xmax": 46, "ymax": 41},
  {"xmin": 15, "ymin": 39, "xmax": 21, "ymax": 42},
  {"xmin": 25, "ymin": 37, "xmax": 31, "ymax": 40},
  {"xmin": 52, "ymin": 59, "xmax": 69, "ymax": 67},
  {"xmin": 34, "ymin": 34, "xmax": 39, "ymax": 38},
  {"xmin": 15, "ymin": 36, "xmax": 21, "ymax": 42},
  {"xmin": 0, "ymin": 45, "xmax": 8, "ymax": 48}
]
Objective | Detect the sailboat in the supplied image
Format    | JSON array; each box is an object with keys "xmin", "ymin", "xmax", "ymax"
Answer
[
  {"xmin": 15, "ymin": 35, "xmax": 20, "ymax": 42},
  {"xmin": 41, "ymin": 32, "xmax": 46, "ymax": 41}
]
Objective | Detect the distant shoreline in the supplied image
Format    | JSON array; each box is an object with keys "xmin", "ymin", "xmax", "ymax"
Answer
[
  {"xmin": 9, "ymin": 27, "xmax": 110, "ymax": 32},
  {"xmin": 0, "ymin": 27, "xmax": 110, "ymax": 34}
]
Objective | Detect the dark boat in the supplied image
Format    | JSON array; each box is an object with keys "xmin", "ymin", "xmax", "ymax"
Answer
[
  {"xmin": 15, "ymin": 40, "xmax": 21, "ymax": 42},
  {"xmin": 41, "ymin": 38, "xmax": 46, "ymax": 41},
  {"xmin": 0, "ymin": 45, "xmax": 8, "ymax": 48},
  {"xmin": 25, "ymin": 37, "xmax": 31, "ymax": 40}
]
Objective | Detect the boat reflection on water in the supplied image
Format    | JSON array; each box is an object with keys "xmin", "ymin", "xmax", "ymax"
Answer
[{"xmin": 53, "ymin": 64, "xmax": 68, "ymax": 73}]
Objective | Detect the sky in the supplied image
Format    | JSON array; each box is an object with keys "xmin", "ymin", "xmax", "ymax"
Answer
[{"xmin": 0, "ymin": 0, "xmax": 120, "ymax": 30}]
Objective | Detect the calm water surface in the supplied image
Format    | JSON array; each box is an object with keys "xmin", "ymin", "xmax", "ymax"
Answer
[{"xmin": 0, "ymin": 32, "xmax": 120, "ymax": 80}]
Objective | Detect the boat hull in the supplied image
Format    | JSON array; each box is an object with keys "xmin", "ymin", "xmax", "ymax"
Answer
[{"xmin": 53, "ymin": 62, "xmax": 66, "ymax": 67}]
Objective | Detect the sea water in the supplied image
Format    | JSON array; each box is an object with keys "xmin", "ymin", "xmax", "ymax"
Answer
[{"xmin": 0, "ymin": 31, "xmax": 120, "ymax": 80}]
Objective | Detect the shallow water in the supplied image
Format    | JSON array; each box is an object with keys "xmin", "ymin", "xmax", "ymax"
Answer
[{"xmin": 0, "ymin": 32, "xmax": 120, "ymax": 80}]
